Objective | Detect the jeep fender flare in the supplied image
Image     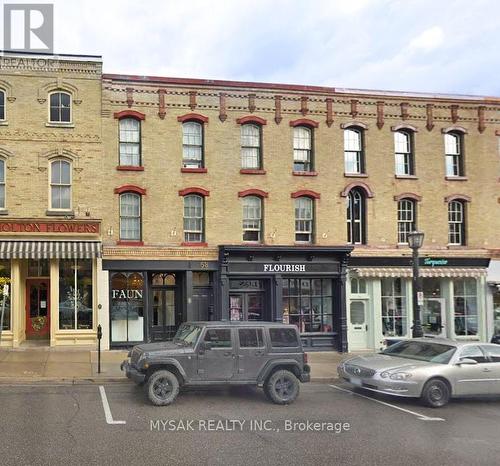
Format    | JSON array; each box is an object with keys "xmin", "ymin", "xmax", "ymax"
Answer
[
  {"xmin": 146, "ymin": 358, "xmax": 187, "ymax": 381},
  {"xmin": 257, "ymin": 359, "xmax": 302, "ymax": 384}
]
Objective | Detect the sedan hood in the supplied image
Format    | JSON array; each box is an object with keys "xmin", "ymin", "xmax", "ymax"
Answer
[{"xmin": 343, "ymin": 353, "xmax": 436, "ymax": 372}]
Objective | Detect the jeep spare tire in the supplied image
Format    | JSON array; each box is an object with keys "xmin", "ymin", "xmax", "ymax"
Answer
[
  {"xmin": 147, "ymin": 370, "xmax": 180, "ymax": 406},
  {"xmin": 265, "ymin": 370, "xmax": 300, "ymax": 405}
]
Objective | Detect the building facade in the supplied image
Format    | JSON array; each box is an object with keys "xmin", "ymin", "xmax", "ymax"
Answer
[{"xmin": 1, "ymin": 52, "xmax": 499, "ymax": 351}]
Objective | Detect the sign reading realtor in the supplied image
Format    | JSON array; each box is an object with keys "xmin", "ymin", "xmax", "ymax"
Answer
[{"xmin": 228, "ymin": 262, "xmax": 340, "ymax": 274}]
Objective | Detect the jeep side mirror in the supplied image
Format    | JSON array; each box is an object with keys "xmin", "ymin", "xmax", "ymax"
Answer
[
  {"xmin": 456, "ymin": 357, "xmax": 478, "ymax": 365},
  {"xmin": 200, "ymin": 341, "xmax": 212, "ymax": 352}
]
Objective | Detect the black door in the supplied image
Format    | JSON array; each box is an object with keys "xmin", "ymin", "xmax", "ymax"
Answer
[{"xmin": 150, "ymin": 273, "xmax": 181, "ymax": 341}]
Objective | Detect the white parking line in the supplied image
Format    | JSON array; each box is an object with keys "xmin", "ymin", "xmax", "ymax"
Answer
[
  {"xmin": 329, "ymin": 384, "xmax": 445, "ymax": 422},
  {"xmin": 99, "ymin": 386, "xmax": 126, "ymax": 425}
]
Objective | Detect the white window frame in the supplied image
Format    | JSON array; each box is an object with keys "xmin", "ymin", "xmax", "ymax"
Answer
[
  {"xmin": 448, "ymin": 200, "xmax": 465, "ymax": 245},
  {"xmin": 293, "ymin": 126, "xmax": 312, "ymax": 172},
  {"xmin": 445, "ymin": 132, "xmax": 462, "ymax": 177},
  {"xmin": 0, "ymin": 89, "xmax": 6, "ymax": 121},
  {"xmin": 347, "ymin": 189, "xmax": 364, "ymax": 244},
  {"xmin": 344, "ymin": 128, "xmax": 363, "ymax": 174},
  {"xmin": 119, "ymin": 193, "xmax": 141, "ymax": 241},
  {"xmin": 394, "ymin": 130, "xmax": 413, "ymax": 176},
  {"xmin": 241, "ymin": 124, "xmax": 261, "ymax": 169},
  {"xmin": 242, "ymin": 196, "xmax": 262, "ymax": 242},
  {"xmin": 183, "ymin": 194, "xmax": 204, "ymax": 242},
  {"xmin": 119, "ymin": 117, "xmax": 141, "ymax": 166},
  {"xmin": 48, "ymin": 91, "xmax": 72, "ymax": 124},
  {"xmin": 397, "ymin": 199, "xmax": 416, "ymax": 244},
  {"xmin": 0, "ymin": 158, "xmax": 5, "ymax": 210},
  {"xmin": 182, "ymin": 121, "xmax": 203, "ymax": 168},
  {"xmin": 295, "ymin": 196, "xmax": 313, "ymax": 243},
  {"xmin": 49, "ymin": 159, "xmax": 72, "ymax": 211}
]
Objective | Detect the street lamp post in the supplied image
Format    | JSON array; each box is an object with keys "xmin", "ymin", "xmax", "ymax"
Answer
[{"xmin": 408, "ymin": 231, "xmax": 425, "ymax": 338}]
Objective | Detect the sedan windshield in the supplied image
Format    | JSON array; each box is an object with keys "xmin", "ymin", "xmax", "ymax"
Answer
[
  {"xmin": 382, "ymin": 341, "xmax": 456, "ymax": 364},
  {"xmin": 173, "ymin": 324, "xmax": 202, "ymax": 346}
]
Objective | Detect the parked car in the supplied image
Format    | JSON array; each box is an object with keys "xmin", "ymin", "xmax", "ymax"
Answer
[
  {"xmin": 338, "ymin": 338, "xmax": 500, "ymax": 408},
  {"xmin": 491, "ymin": 334, "xmax": 500, "ymax": 345},
  {"xmin": 121, "ymin": 321, "xmax": 310, "ymax": 406}
]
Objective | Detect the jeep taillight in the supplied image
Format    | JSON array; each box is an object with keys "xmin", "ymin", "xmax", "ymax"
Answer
[{"xmin": 304, "ymin": 353, "xmax": 308, "ymax": 364}]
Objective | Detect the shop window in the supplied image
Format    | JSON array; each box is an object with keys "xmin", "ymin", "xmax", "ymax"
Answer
[
  {"xmin": 448, "ymin": 200, "xmax": 466, "ymax": 245},
  {"xmin": 282, "ymin": 278, "xmax": 333, "ymax": 333},
  {"xmin": 27, "ymin": 259, "xmax": 49, "ymax": 277},
  {"xmin": 50, "ymin": 159, "xmax": 72, "ymax": 210},
  {"xmin": 494, "ymin": 290, "xmax": 500, "ymax": 336},
  {"xmin": 350, "ymin": 277, "xmax": 366, "ymax": 294},
  {"xmin": 0, "ymin": 90, "xmax": 5, "ymax": 120},
  {"xmin": 0, "ymin": 158, "xmax": 5, "ymax": 209},
  {"xmin": 0, "ymin": 260, "xmax": 11, "ymax": 331},
  {"xmin": 394, "ymin": 130, "xmax": 414, "ymax": 176},
  {"xmin": 241, "ymin": 124, "xmax": 262, "ymax": 169},
  {"xmin": 49, "ymin": 91, "xmax": 71, "ymax": 123},
  {"xmin": 110, "ymin": 272, "xmax": 144, "ymax": 344},
  {"xmin": 152, "ymin": 273, "xmax": 176, "ymax": 286},
  {"xmin": 444, "ymin": 132, "xmax": 464, "ymax": 177},
  {"xmin": 58, "ymin": 259, "xmax": 93, "ymax": 330},
  {"xmin": 344, "ymin": 128, "xmax": 364, "ymax": 174},
  {"xmin": 238, "ymin": 328, "xmax": 264, "ymax": 348},
  {"xmin": 453, "ymin": 278, "xmax": 478, "ymax": 336},
  {"xmin": 381, "ymin": 278, "xmax": 408, "ymax": 337},
  {"xmin": 242, "ymin": 196, "xmax": 262, "ymax": 242},
  {"xmin": 119, "ymin": 193, "xmax": 141, "ymax": 241},
  {"xmin": 182, "ymin": 121, "xmax": 203, "ymax": 168},
  {"xmin": 295, "ymin": 196, "xmax": 313, "ymax": 243},
  {"xmin": 397, "ymin": 199, "xmax": 416, "ymax": 244},
  {"xmin": 293, "ymin": 126, "xmax": 313, "ymax": 172},
  {"xmin": 347, "ymin": 188, "xmax": 366, "ymax": 244},
  {"xmin": 183, "ymin": 194, "xmax": 204, "ymax": 242},
  {"xmin": 119, "ymin": 118, "xmax": 141, "ymax": 166}
]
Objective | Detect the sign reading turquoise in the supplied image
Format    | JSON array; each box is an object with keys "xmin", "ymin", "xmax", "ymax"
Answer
[{"xmin": 423, "ymin": 258, "xmax": 449, "ymax": 267}]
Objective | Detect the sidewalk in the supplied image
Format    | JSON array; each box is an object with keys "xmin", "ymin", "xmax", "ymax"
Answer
[{"xmin": 0, "ymin": 348, "xmax": 358, "ymax": 384}]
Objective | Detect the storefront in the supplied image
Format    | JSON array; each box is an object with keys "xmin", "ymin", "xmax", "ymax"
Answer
[
  {"xmin": 218, "ymin": 246, "xmax": 352, "ymax": 351},
  {"xmin": 102, "ymin": 259, "xmax": 217, "ymax": 348},
  {"xmin": 486, "ymin": 259, "xmax": 500, "ymax": 341},
  {"xmin": 0, "ymin": 219, "xmax": 102, "ymax": 348},
  {"xmin": 347, "ymin": 256, "xmax": 490, "ymax": 351}
]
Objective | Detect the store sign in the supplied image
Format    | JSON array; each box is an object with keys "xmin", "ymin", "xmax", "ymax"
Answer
[
  {"xmin": 228, "ymin": 262, "xmax": 339, "ymax": 274},
  {"xmin": 112, "ymin": 289, "xmax": 143, "ymax": 299},
  {"xmin": 0, "ymin": 220, "xmax": 100, "ymax": 234},
  {"xmin": 423, "ymin": 258, "xmax": 449, "ymax": 267}
]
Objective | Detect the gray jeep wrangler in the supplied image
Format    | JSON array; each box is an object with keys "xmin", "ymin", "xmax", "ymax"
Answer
[{"xmin": 121, "ymin": 321, "xmax": 310, "ymax": 406}]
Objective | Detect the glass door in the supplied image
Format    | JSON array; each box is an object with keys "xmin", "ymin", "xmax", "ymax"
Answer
[
  {"xmin": 150, "ymin": 288, "xmax": 179, "ymax": 341},
  {"xmin": 422, "ymin": 298, "xmax": 446, "ymax": 337},
  {"xmin": 229, "ymin": 293, "xmax": 264, "ymax": 321}
]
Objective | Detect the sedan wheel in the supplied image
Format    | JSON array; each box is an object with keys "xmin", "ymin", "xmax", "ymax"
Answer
[
  {"xmin": 146, "ymin": 370, "xmax": 180, "ymax": 406},
  {"xmin": 420, "ymin": 378, "xmax": 450, "ymax": 408}
]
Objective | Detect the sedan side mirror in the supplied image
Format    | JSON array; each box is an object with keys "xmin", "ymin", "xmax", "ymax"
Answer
[{"xmin": 457, "ymin": 357, "xmax": 478, "ymax": 365}]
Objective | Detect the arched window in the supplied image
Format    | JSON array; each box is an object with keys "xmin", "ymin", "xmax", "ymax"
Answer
[
  {"xmin": 295, "ymin": 196, "xmax": 313, "ymax": 243},
  {"xmin": 293, "ymin": 126, "xmax": 313, "ymax": 172},
  {"xmin": 182, "ymin": 122, "xmax": 203, "ymax": 168},
  {"xmin": 183, "ymin": 194, "xmax": 204, "ymax": 242},
  {"xmin": 0, "ymin": 89, "xmax": 5, "ymax": 121},
  {"xmin": 397, "ymin": 199, "xmax": 416, "ymax": 243},
  {"xmin": 394, "ymin": 130, "xmax": 414, "ymax": 176},
  {"xmin": 119, "ymin": 193, "xmax": 141, "ymax": 241},
  {"xmin": 119, "ymin": 118, "xmax": 141, "ymax": 166},
  {"xmin": 242, "ymin": 196, "xmax": 262, "ymax": 242},
  {"xmin": 50, "ymin": 160, "xmax": 71, "ymax": 210},
  {"xmin": 344, "ymin": 128, "xmax": 364, "ymax": 174},
  {"xmin": 241, "ymin": 124, "xmax": 261, "ymax": 169},
  {"xmin": 444, "ymin": 132, "xmax": 464, "ymax": 177},
  {"xmin": 49, "ymin": 91, "xmax": 71, "ymax": 123},
  {"xmin": 448, "ymin": 200, "xmax": 466, "ymax": 245},
  {"xmin": 0, "ymin": 159, "xmax": 5, "ymax": 209},
  {"xmin": 347, "ymin": 188, "xmax": 365, "ymax": 244}
]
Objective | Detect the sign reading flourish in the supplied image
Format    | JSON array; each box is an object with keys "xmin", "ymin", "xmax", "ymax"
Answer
[{"xmin": 0, "ymin": 220, "xmax": 100, "ymax": 234}]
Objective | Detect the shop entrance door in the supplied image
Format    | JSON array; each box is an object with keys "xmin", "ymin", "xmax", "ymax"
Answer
[
  {"xmin": 348, "ymin": 300, "xmax": 369, "ymax": 349},
  {"xmin": 422, "ymin": 298, "xmax": 446, "ymax": 337},
  {"xmin": 25, "ymin": 279, "xmax": 50, "ymax": 340},
  {"xmin": 229, "ymin": 293, "xmax": 264, "ymax": 321},
  {"xmin": 150, "ymin": 288, "xmax": 180, "ymax": 341}
]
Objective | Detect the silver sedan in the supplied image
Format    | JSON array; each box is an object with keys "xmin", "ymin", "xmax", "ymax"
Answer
[{"xmin": 337, "ymin": 338, "xmax": 500, "ymax": 407}]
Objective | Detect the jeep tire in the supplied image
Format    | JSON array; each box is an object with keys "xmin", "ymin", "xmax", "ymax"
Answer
[
  {"xmin": 146, "ymin": 370, "xmax": 180, "ymax": 406},
  {"xmin": 265, "ymin": 370, "xmax": 300, "ymax": 405}
]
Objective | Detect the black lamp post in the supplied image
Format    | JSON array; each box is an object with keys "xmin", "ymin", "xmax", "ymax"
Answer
[{"xmin": 408, "ymin": 231, "xmax": 425, "ymax": 338}]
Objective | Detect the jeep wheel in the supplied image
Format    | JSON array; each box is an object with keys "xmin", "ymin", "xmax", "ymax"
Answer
[
  {"xmin": 146, "ymin": 370, "xmax": 180, "ymax": 406},
  {"xmin": 420, "ymin": 378, "xmax": 450, "ymax": 408},
  {"xmin": 265, "ymin": 370, "xmax": 300, "ymax": 405}
]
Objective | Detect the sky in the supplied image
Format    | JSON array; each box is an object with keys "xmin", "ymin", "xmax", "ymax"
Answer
[{"xmin": 2, "ymin": 0, "xmax": 500, "ymax": 96}]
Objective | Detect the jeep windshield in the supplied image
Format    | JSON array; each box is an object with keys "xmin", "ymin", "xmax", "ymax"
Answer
[{"xmin": 173, "ymin": 324, "xmax": 202, "ymax": 346}]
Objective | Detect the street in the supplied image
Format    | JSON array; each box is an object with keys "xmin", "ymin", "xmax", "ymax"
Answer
[{"xmin": 1, "ymin": 382, "xmax": 499, "ymax": 466}]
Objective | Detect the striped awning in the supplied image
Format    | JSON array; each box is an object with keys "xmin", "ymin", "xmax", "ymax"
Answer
[
  {"xmin": 354, "ymin": 267, "xmax": 487, "ymax": 278},
  {"xmin": 0, "ymin": 241, "xmax": 102, "ymax": 259}
]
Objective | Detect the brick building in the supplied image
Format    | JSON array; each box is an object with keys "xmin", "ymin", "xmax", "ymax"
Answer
[{"xmin": 1, "ymin": 52, "xmax": 499, "ymax": 351}]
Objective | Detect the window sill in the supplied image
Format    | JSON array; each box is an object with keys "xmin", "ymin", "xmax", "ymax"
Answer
[
  {"xmin": 117, "ymin": 240, "xmax": 144, "ymax": 246},
  {"xmin": 0, "ymin": 209, "xmax": 8, "ymax": 215},
  {"xmin": 181, "ymin": 242, "xmax": 208, "ymax": 247},
  {"xmin": 344, "ymin": 173, "xmax": 368, "ymax": 178},
  {"xmin": 181, "ymin": 167, "xmax": 208, "ymax": 173},
  {"xmin": 292, "ymin": 171, "xmax": 318, "ymax": 177},
  {"xmin": 395, "ymin": 175, "xmax": 418, "ymax": 180},
  {"xmin": 0, "ymin": 121, "xmax": 8, "ymax": 126},
  {"xmin": 445, "ymin": 176, "xmax": 468, "ymax": 181},
  {"xmin": 294, "ymin": 241, "xmax": 314, "ymax": 245},
  {"xmin": 447, "ymin": 244, "xmax": 467, "ymax": 249},
  {"xmin": 45, "ymin": 122, "xmax": 75, "ymax": 128},
  {"xmin": 46, "ymin": 210, "xmax": 74, "ymax": 217},
  {"xmin": 240, "ymin": 169, "xmax": 266, "ymax": 175},
  {"xmin": 116, "ymin": 165, "xmax": 144, "ymax": 171}
]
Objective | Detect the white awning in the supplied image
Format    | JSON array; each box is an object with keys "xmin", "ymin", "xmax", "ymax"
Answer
[
  {"xmin": 0, "ymin": 241, "xmax": 102, "ymax": 259},
  {"xmin": 353, "ymin": 267, "xmax": 487, "ymax": 278}
]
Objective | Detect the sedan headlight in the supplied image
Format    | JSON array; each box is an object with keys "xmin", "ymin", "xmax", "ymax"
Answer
[
  {"xmin": 389, "ymin": 372, "xmax": 412, "ymax": 381},
  {"xmin": 380, "ymin": 371, "xmax": 389, "ymax": 378}
]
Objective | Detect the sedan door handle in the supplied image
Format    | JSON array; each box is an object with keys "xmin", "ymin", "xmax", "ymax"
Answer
[{"xmin": 483, "ymin": 368, "xmax": 492, "ymax": 372}]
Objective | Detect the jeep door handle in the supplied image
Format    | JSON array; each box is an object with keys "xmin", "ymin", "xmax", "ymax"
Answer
[
  {"xmin": 223, "ymin": 351, "xmax": 233, "ymax": 357},
  {"xmin": 255, "ymin": 351, "xmax": 264, "ymax": 356}
]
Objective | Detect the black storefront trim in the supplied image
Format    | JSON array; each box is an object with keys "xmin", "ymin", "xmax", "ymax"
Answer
[
  {"xmin": 103, "ymin": 259, "xmax": 218, "ymax": 271},
  {"xmin": 218, "ymin": 245, "xmax": 353, "ymax": 352}
]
